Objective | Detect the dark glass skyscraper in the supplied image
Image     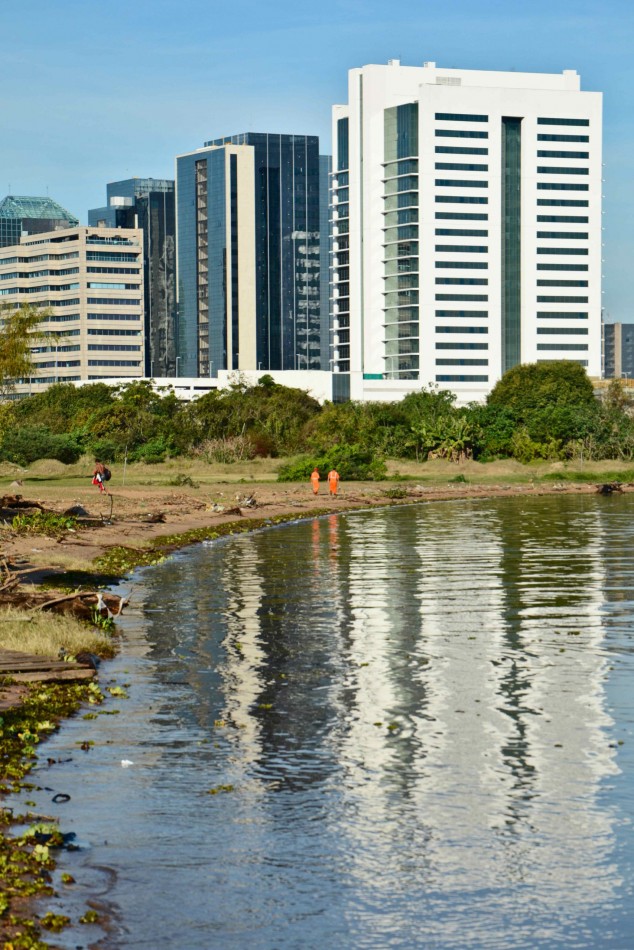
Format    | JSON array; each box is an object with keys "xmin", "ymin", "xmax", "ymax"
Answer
[
  {"xmin": 89, "ymin": 179, "xmax": 176, "ymax": 377},
  {"xmin": 176, "ymin": 133, "xmax": 324, "ymax": 377},
  {"xmin": 0, "ymin": 195, "xmax": 78, "ymax": 247}
]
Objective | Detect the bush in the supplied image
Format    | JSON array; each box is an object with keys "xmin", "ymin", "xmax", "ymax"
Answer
[
  {"xmin": 0, "ymin": 425, "xmax": 83, "ymax": 466},
  {"xmin": 277, "ymin": 444, "xmax": 387, "ymax": 482},
  {"xmin": 195, "ymin": 435, "xmax": 256, "ymax": 464}
]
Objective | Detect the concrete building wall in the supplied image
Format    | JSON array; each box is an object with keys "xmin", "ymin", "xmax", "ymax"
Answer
[
  {"xmin": 0, "ymin": 226, "xmax": 144, "ymax": 395},
  {"xmin": 332, "ymin": 61, "xmax": 602, "ymax": 404}
]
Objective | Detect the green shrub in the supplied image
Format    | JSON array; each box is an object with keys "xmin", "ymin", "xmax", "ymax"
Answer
[
  {"xmin": 278, "ymin": 444, "xmax": 387, "ymax": 482},
  {"xmin": 12, "ymin": 511, "xmax": 77, "ymax": 538},
  {"xmin": 0, "ymin": 425, "xmax": 82, "ymax": 466}
]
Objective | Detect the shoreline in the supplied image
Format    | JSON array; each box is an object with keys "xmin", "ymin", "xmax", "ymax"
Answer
[{"xmin": 0, "ymin": 474, "xmax": 628, "ymax": 944}]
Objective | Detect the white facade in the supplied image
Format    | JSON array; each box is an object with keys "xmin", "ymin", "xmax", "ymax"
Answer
[
  {"xmin": 0, "ymin": 226, "xmax": 144, "ymax": 395},
  {"xmin": 332, "ymin": 61, "xmax": 602, "ymax": 403}
]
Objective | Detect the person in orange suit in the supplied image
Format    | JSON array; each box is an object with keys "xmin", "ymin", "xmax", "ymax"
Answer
[
  {"xmin": 310, "ymin": 467, "xmax": 320, "ymax": 495},
  {"xmin": 328, "ymin": 468, "xmax": 340, "ymax": 497}
]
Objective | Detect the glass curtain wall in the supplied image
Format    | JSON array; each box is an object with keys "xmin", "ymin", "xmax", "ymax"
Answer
[
  {"xmin": 501, "ymin": 117, "xmax": 522, "ymax": 372},
  {"xmin": 383, "ymin": 103, "xmax": 419, "ymax": 380}
]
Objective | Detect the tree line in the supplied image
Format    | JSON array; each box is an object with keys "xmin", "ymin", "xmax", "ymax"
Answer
[{"xmin": 1, "ymin": 361, "xmax": 633, "ymax": 480}]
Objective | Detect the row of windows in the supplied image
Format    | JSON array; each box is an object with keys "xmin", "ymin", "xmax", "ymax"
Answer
[
  {"xmin": 436, "ymin": 277, "xmax": 488, "ymax": 285},
  {"xmin": 436, "ymin": 342, "xmax": 488, "ymax": 349},
  {"xmin": 0, "ymin": 252, "xmax": 80, "ymax": 265},
  {"xmin": 537, "ymin": 166, "xmax": 589, "ymax": 175},
  {"xmin": 32, "ymin": 344, "xmax": 80, "ymax": 353},
  {"xmin": 87, "ymin": 360, "xmax": 142, "ymax": 366},
  {"xmin": 436, "ymin": 212, "xmax": 488, "ymax": 220},
  {"xmin": 538, "ymin": 134, "xmax": 589, "ymax": 143},
  {"xmin": 537, "ymin": 118, "xmax": 589, "ymax": 126},
  {"xmin": 538, "ymin": 311, "xmax": 587, "ymax": 318},
  {"xmin": 436, "ymin": 195, "xmax": 488, "ymax": 204},
  {"xmin": 537, "ymin": 199, "xmax": 588, "ymax": 206},
  {"xmin": 0, "ymin": 268, "xmax": 80, "ymax": 280},
  {"xmin": 435, "ymin": 129, "xmax": 487, "ymax": 139},
  {"xmin": 436, "ymin": 245, "xmax": 487, "ymax": 253},
  {"xmin": 85, "ymin": 252, "xmax": 139, "ymax": 262},
  {"xmin": 436, "ymin": 293, "xmax": 488, "ymax": 301},
  {"xmin": 436, "ymin": 310, "xmax": 488, "ymax": 317},
  {"xmin": 87, "ymin": 328, "xmax": 141, "ymax": 336},
  {"xmin": 538, "ymin": 263, "xmax": 587, "ymax": 271},
  {"xmin": 33, "ymin": 360, "xmax": 81, "ymax": 368},
  {"xmin": 435, "ymin": 162, "xmax": 488, "ymax": 172},
  {"xmin": 437, "ymin": 326, "xmax": 487, "ymax": 334},
  {"xmin": 436, "ymin": 228, "xmax": 488, "ymax": 237},
  {"xmin": 538, "ymin": 183, "xmax": 589, "ymax": 191},
  {"xmin": 537, "ymin": 295, "xmax": 588, "ymax": 302},
  {"xmin": 87, "ymin": 298, "xmax": 141, "ymax": 305},
  {"xmin": 436, "ymin": 374, "xmax": 488, "ymax": 381},
  {"xmin": 537, "ymin": 150, "xmax": 589, "ymax": 159},
  {"xmin": 537, "ymin": 231, "xmax": 588, "ymax": 239},
  {"xmin": 87, "ymin": 344, "xmax": 141, "ymax": 351},
  {"xmin": 537, "ymin": 215, "xmax": 588, "ymax": 223},
  {"xmin": 436, "ymin": 262, "xmax": 488, "ymax": 269},
  {"xmin": 537, "ymin": 327, "xmax": 588, "ymax": 335},
  {"xmin": 435, "ymin": 113, "xmax": 488, "ymax": 122},
  {"xmin": 435, "ymin": 146, "xmax": 488, "ymax": 155},
  {"xmin": 436, "ymin": 179, "xmax": 488, "ymax": 188},
  {"xmin": 537, "ymin": 279, "xmax": 588, "ymax": 286},
  {"xmin": 436, "ymin": 359, "xmax": 488, "ymax": 366},
  {"xmin": 537, "ymin": 248, "xmax": 588, "ymax": 255},
  {"xmin": 86, "ymin": 267, "xmax": 141, "ymax": 275}
]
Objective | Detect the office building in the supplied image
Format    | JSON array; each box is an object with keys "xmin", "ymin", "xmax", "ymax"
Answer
[
  {"xmin": 0, "ymin": 195, "xmax": 79, "ymax": 248},
  {"xmin": 331, "ymin": 61, "xmax": 602, "ymax": 403},
  {"xmin": 0, "ymin": 226, "xmax": 144, "ymax": 394},
  {"xmin": 603, "ymin": 323, "xmax": 634, "ymax": 379},
  {"xmin": 176, "ymin": 133, "xmax": 323, "ymax": 377},
  {"xmin": 89, "ymin": 178, "xmax": 176, "ymax": 377}
]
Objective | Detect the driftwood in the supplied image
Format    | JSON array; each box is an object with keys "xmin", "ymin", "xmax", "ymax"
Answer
[
  {"xmin": 596, "ymin": 483, "xmax": 623, "ymax": 494},
  {"xmin": 0, "ymin": 495, "xmax": 45, "ymax": 510}
]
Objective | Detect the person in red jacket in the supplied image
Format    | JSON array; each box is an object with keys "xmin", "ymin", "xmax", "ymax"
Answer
[{"xmin": 92, "ymin": 460, "xmax": 109, "ymax": 494}]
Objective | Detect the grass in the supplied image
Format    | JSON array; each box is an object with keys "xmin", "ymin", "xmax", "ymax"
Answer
[{"xmin": 0, "ymin": 607, "xmax": 115, "ymax": 657}]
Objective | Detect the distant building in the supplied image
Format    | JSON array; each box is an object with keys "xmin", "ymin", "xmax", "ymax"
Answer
[
  {"xmin": 0, "ymin": 226, "xmax": 144, "ymax": 394},
  {"xmin": 176, "ymin": 133, "xmax": 324, "ymax": 377},
  {"xmin": 331, "ymin": 60, "xmax": 602, "ymax": 404},
  {"xmin": 319, "ymin": 155, "xmax": 333, "ymax": 372},
  {"xmin": 603, "ymin": 323, "xmax": 634, "ymax": 379},
  {"xmin": 0, "ymin": 195, "xmax": 79, "ymax": 247},
  {"xmin": 89, "ymin": 179, "xmax": 176, "ymax": 377}
]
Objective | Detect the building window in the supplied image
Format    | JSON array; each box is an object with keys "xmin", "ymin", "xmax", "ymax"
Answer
[
  {"xmin": 435, "ymin": 113, "xmax": 488, "ymax": 122},
  {"xmin": 537, "ymin": 117, "xmax": 590, "ymax": 126}
]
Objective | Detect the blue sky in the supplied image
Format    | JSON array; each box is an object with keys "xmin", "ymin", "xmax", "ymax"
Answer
[{"xmin": 2, "ymin": 0, "xmax": 633, "ymax": 319}]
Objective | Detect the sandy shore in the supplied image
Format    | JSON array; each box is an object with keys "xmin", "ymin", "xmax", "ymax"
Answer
[{"xmin": 0, "ymin": 476, "xmax": 613, "ymax": 581}]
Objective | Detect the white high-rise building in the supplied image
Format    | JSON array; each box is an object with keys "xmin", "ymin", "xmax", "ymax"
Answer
[{"xmin": 331, "ymin": 61, "xmax": 602, "ymax": 404}]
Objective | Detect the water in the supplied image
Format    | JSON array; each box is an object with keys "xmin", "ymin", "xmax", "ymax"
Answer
[{"xmin": 15, "ymin": 495, "xmax": 634, "ymax": 948}]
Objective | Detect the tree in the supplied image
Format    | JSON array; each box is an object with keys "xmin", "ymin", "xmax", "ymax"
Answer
[
  {"xmin": 487, "ymin": 361, "xmax": 595, "ymax": 417},
  {"xmin": 0, "ymin": 303, "xmax": 51, "ymax": 394}
]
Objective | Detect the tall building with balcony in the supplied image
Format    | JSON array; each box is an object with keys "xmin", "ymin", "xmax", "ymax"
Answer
[
  {"xmin": 89, "ymin": 178, "xmax": 176, "ymax": 377},
  {"xmin": 176, "ymin": 133, "xmax": 324, "ymax": 377},
  {"xmin": 331, "ymin": 61, "xmax": 602, "ymax": 403},
  {"xmin": 0, "ymin": 226, "xmax": 144, "ymax": 394},
  {"xmin": 0, "ymin": 195, "xmax": 79, "ymax": 247}
]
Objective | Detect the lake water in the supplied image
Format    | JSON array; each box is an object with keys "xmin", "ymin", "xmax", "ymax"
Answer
[{"xmin": 16, "ymin": 495, "xmax": 634, "ymax": 948}]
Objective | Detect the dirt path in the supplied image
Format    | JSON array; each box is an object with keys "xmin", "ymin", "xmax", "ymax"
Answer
[{"xmin": 0, "ymin": 477, "xmax": 613, "ymax": 580}]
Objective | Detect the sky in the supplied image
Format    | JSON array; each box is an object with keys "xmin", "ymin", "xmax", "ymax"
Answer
[{"xmin": 1, "ymin": 0, "xmax": 633, "ymax": 319}]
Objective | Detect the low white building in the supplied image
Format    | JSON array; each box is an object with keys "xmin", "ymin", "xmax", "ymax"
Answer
[{"xmin": 331, "ymin": 60, "xmax": 602, "ymax": 404}]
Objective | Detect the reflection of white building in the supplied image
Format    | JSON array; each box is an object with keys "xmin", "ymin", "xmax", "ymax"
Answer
[{"xmin": 332, "ymin": 501, "xmax": 618, "ymax": 914}]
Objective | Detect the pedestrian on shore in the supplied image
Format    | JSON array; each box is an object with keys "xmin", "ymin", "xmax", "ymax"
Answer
[
  {"xmin": 328, "ymin": 468, "xmax": 340, "ymax": 497},
  {"xmin": 92, "ymin": 460, "xmax": 110, "ymax": 494},
  {"xmin": 310, "ymin": 467, "xmax": 320, "ymax": 495}
]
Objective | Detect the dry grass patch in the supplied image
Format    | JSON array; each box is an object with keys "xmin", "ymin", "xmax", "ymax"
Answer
[{"xmin": 0, "ymin": 607, "xmax": 114, "ymax": 657}]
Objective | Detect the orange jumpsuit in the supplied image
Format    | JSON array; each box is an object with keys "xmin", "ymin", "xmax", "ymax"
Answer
[
  {"xmin": 328, "ymin": 469, "xmax": 340, "ymax": 496},
  {"xmin": 310, "ymin": 469, "xmax": 320, "ymax": 495}
]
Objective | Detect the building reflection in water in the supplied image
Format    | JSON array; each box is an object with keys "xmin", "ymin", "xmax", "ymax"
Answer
[{"xmin": 139, "ymin": 497, "xmax": 625, "ymax": 933}]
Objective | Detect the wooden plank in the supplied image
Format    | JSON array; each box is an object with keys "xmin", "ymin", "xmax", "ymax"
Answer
[{"xmin": 10, "ymin": 669, "xmax": 95, "ymax": 683}]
